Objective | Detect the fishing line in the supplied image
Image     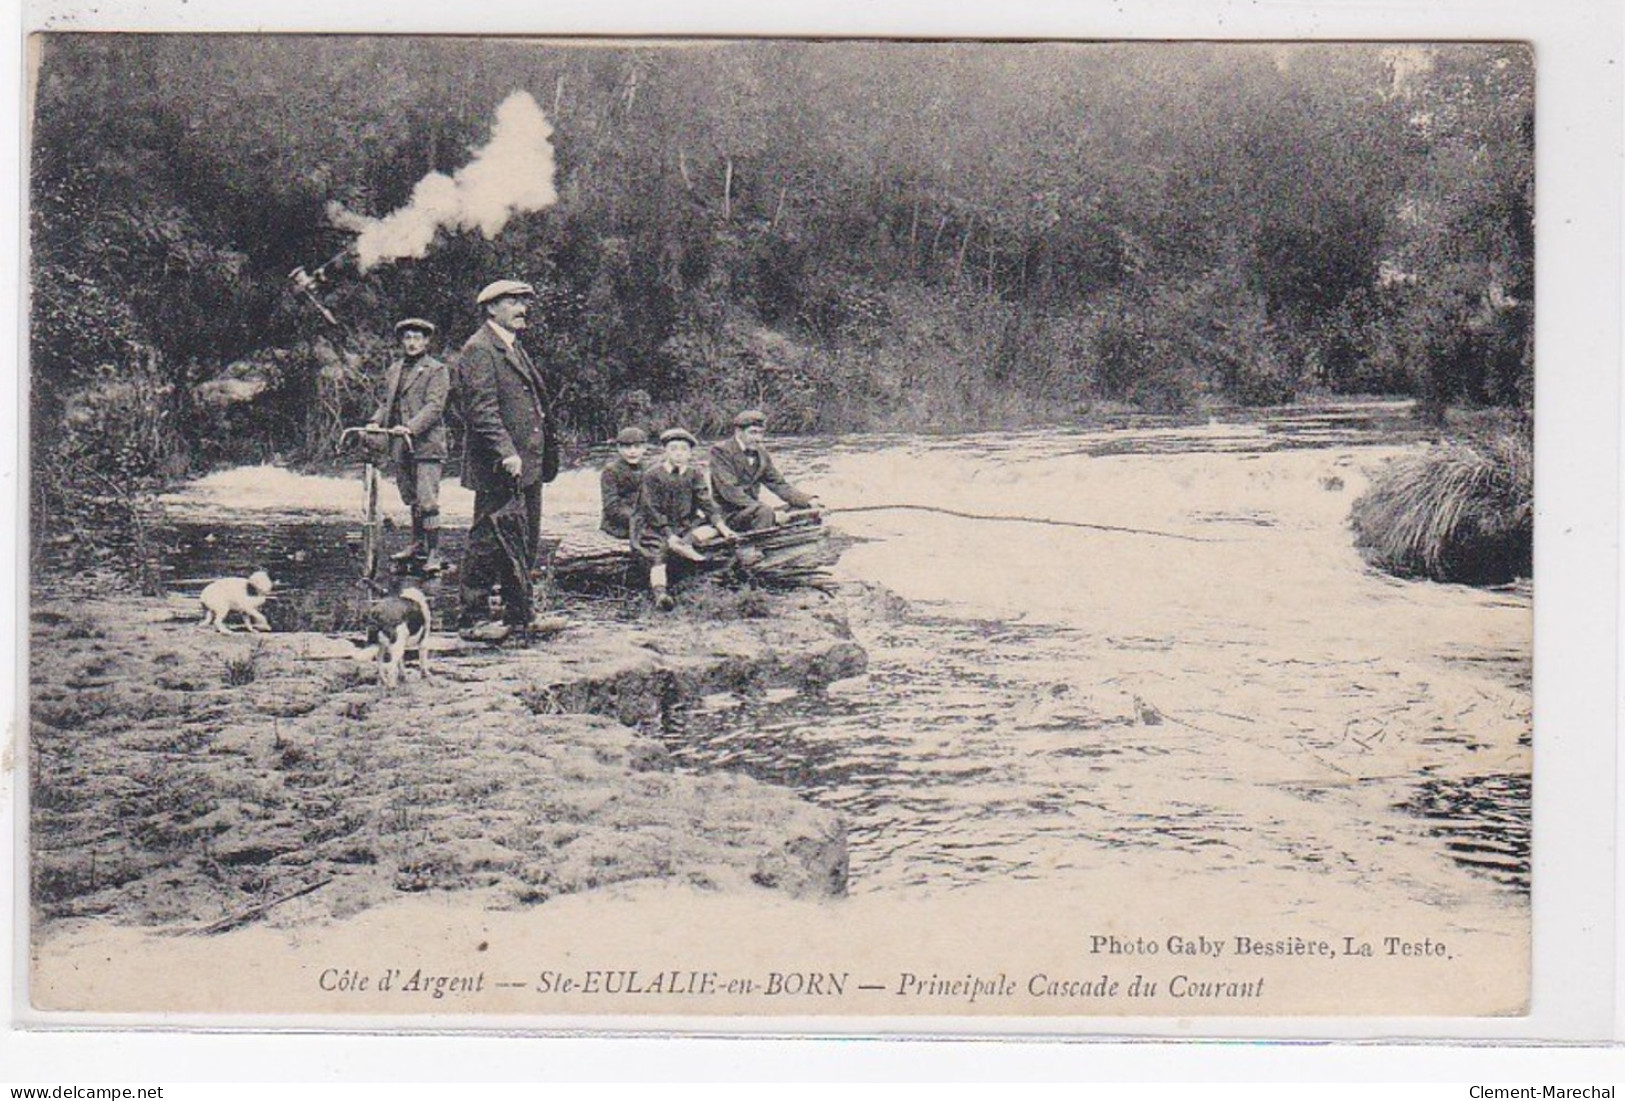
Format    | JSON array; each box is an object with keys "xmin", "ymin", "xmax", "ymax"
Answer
[{"xmin": 822, "ymin": 503, "xmax": 1221, "ymax": 543}]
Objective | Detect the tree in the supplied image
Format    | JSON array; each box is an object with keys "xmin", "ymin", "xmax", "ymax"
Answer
[{"xmin": 1381, "ymin": 45, "xmax": 1534, "ymax": 419}]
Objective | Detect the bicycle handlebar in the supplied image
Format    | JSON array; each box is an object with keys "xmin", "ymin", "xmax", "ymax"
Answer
[{"xmin": 340, "ymin": 425, "xmax": 414, "ymax": 455}]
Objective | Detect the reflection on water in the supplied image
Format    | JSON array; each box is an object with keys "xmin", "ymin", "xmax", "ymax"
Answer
[
  {"xmin": 160, "ymin": 521, "xmax": 472, "ymax": 631},
  {"xmin": 662, "ymin": 616, "xmax": 1127, "ymax": 892},
  {"xmin": 662, "ymin": 612, "xmax": 1531, "ymax": 897},
  {"xmin": 1397, "ymin": 774, "xmax": 1531, "ymax": 892}
]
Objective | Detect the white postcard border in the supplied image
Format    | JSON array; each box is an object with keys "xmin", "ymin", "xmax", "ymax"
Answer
[{"xmin": 3, "ymin": 0, "xmax": 1619, "ymax": 1076}]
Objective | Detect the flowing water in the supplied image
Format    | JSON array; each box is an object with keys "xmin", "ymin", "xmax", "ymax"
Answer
[
  {"xmin": 667, "ymin": 403, "xmax": 1531, "ymax": 906},
  {"xmin": 160, "ymin": 402, "xmax": 1531, "ymax": 911}
]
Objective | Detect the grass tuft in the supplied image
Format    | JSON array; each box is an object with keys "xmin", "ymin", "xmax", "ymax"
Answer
[
  {"xmin": 222, "ymin": 645, "xmax": 264, "ymax": 687},
  {"xmin": 61, "ymin": 612, "xmax": 107, "ymax": 640},
  {"xmin": 674, "ymin": 577, "xmax": 774, "ymax": 620},
  {"xmin": 1350, "ymin": 430, "xmax": 1531, "ymax": 585}
]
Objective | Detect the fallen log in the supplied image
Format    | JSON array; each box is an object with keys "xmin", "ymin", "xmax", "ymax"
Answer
[{"xmin": 548, "ymin": 519, "xmax": 840, "ymax": 592}]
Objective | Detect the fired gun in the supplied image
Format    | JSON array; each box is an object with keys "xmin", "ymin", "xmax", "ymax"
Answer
[{"xmin": 286, "ymin": 245, "xmax": 354, "ymax": 326}]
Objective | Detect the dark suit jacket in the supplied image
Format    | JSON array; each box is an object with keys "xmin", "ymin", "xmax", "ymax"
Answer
[
  {"xmin": 599, "ymin": 456, "xmax": 645, "ymax": 539},
  {"xmin": 630, "ymin": 461, "xmax": 718, "ymax": 554},
  {"xmin": 372, "ymin": 354, "xmax": 450, "ymax": 461},
  {"xmin": 454, "ymin": 322, "xmax": 558, "ymax": 492},
  {"xmin": 708, "ymin": 436, "xmax": 813, "ymax": 515}
]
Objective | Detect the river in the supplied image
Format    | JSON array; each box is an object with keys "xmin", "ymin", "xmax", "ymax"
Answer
[{"xmin": 159, "ymin": 401, "xmax": 1530, "ymax": 920}]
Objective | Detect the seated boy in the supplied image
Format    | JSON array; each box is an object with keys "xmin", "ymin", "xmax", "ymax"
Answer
[
  {"xmin": 630, "ymin": 428, "xmax": 736, "ymax": 611},
  {"xmin": 600, "ymin": 426, "xmax": 649, "ymax": 540}
]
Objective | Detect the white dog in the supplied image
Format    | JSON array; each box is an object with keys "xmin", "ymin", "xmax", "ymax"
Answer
[
  {"xmin": 198, "ymin": 570, "xmax": 274, "ymax": 633},
  {"xmin": 366, "ymin": 584, "xmax": 432, "ymax": 688}
]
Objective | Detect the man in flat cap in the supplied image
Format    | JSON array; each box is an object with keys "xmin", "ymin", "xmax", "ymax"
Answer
[
  {"xmin": 632, "ymin": 427, "xmax": 736, "ymax": 611},
  {"xmin": 599, "ymin": 426, "xmax": 649, "ymax": 540},
  {"xmin": 708, "ymin": 408, "xmax": 821, "ymax": 532},
  {"xmin": 453, "ymin": 280, "xmax": 560, "ymax": 642},
  {"xmin": 367, "ymin": 317, "xmax": 450, "ymax": 574}
]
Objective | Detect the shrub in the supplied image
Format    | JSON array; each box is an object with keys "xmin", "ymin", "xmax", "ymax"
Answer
[
  {"xmin": 656, "ymin": 310, "xmax": 879, "ymax": 435},
  {"xmin": 61, "ymin": 612, "xmax": 107, "ymax": 640},
  {"xmin": 854, "ymin": 285, "xmax": 1084, "ymax": 430},
  {"xmin": 1092, "ymin": 250, "xmax": 1314, "ymax": 412},
  {"xmin": 675, "ymin": 576, "xmax": 774, "ymax": 620},
  {"xmin": 32, "ymin": 358, "xmax": 184, "ymax": 593},
  {"xmin": 1350, "ymin": 430, "xmax": 1531, "ymax": 585},
  {"xmin": 222, "ymin": 645, "xmax": 264, "ymax": 687}
]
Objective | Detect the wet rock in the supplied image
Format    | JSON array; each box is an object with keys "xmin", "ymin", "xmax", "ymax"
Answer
[
  {"xmin": 31, "ymin": 588, "xmax": 865, "ymax": 928},
  {"xmin": 752, "ymin": 806, "xmax": 848, "ymax": 899},
  {"xmin": 802, "ymin": 641, "xmax": 868, "ymax": 688},
  {"xmin": 215, "ymin": 837, "xmax": 300, "ymax": 867},
  {"xmin": 193, "ymin": 375, "xmax": 269, "ymax": 408},
  {"xmin": 250, "ymin": 684, "xmax": 326, "ymax": 717},
  {"xmin": 534, "ymin": 632, "xmax": 868, "ymax": 732}
]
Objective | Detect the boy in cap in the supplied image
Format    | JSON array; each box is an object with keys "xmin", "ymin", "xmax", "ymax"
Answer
[
  {"xmin": 368, "ymin": 317, "xmax": 450, "ymax": 573},
  {"xmin": 709, "ymin": 408, "xmax": 821, "ymax": 532},
  {"xmin": 599, "ymin": 426, "xmax": 649, "ymax": 540},
  {"xmin": 454, "ymin": 279, "xmax": 559, "ymax": 642},
  {"xmin": 631, "ymin": 428, "xmax": 736, "ymax": 611}
]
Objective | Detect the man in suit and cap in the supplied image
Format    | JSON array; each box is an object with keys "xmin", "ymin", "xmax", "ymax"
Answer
[
  {"xmin": 367, "ymin": 317, "xmax": 450, "ymax": 574},
  {"xmin": 454, "ymin": 279, "xmax": 560, "ymax": 642},
  {"xmin": 708, "ymin": 408, "xmax": 822, "ymax": 532}
]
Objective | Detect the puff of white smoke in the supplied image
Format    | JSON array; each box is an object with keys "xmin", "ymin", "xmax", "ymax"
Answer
[
  {"xmin": 324, "ymin": 200, "xmax": 370, "ymax": 235},
  {"xmin": 343, "ymin": 91, "xmax": 559, "ymax": 272}
]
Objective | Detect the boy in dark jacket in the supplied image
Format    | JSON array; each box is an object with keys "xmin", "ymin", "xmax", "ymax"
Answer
[
  {"xmin": 599, "ymin": 426, "xmax": 649, "ymax": 540},
  {"xmin": 631, "ymin": 428, "xmax": 736, "ymax": 611}
]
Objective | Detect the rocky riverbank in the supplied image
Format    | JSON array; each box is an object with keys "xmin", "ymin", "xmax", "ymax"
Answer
[{"xmin": 28, "ymin": 578, "xmax": 867, "ymax": 937}]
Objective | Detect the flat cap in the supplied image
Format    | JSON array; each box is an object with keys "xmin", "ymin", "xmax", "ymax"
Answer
[
  {"xmin": 733, "ymin": 408, "xmax": 767, "ymax": 429},
  {"xmin": 476, "ymin": 279, "xmax": 536, "ymax": 305},
  {"xmin": 660, "ymin": 427, "xmax": 698, "ymax": 447},
  {"xmin": 615, "ymin": 427, "xmax": 648, "ymax": 445},
  {"xmin": 394, "ymin": 317, "xmax": 437, "ymax": 335}
]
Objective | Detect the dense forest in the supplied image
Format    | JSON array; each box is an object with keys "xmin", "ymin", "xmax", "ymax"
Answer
[{"xmin": 29, "ymin": 37, "xmax": 1533, "ymax": 575}]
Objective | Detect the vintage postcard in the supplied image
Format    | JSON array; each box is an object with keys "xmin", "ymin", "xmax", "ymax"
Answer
[{"xmin": 12, "ymin": 24, "xmax": 1591, "ymax": 1036}]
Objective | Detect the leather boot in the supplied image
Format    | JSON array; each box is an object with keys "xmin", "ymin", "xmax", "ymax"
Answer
[
  {"xmin": 392, "ymin": 510, "xmax": 424, "ymax": 563},
  {"xmin": 421, "ymin": 526, "xmax": 444, "ymax": 574}
]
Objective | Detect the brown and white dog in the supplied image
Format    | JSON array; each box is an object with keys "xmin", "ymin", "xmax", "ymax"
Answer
[
  {"xmin": 366, "ymin": 584, "xmax": 432, "ymax": 688},
  {"xmin": 199, "ymin": 570, "xmax": 274, "ymax": 633}
]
